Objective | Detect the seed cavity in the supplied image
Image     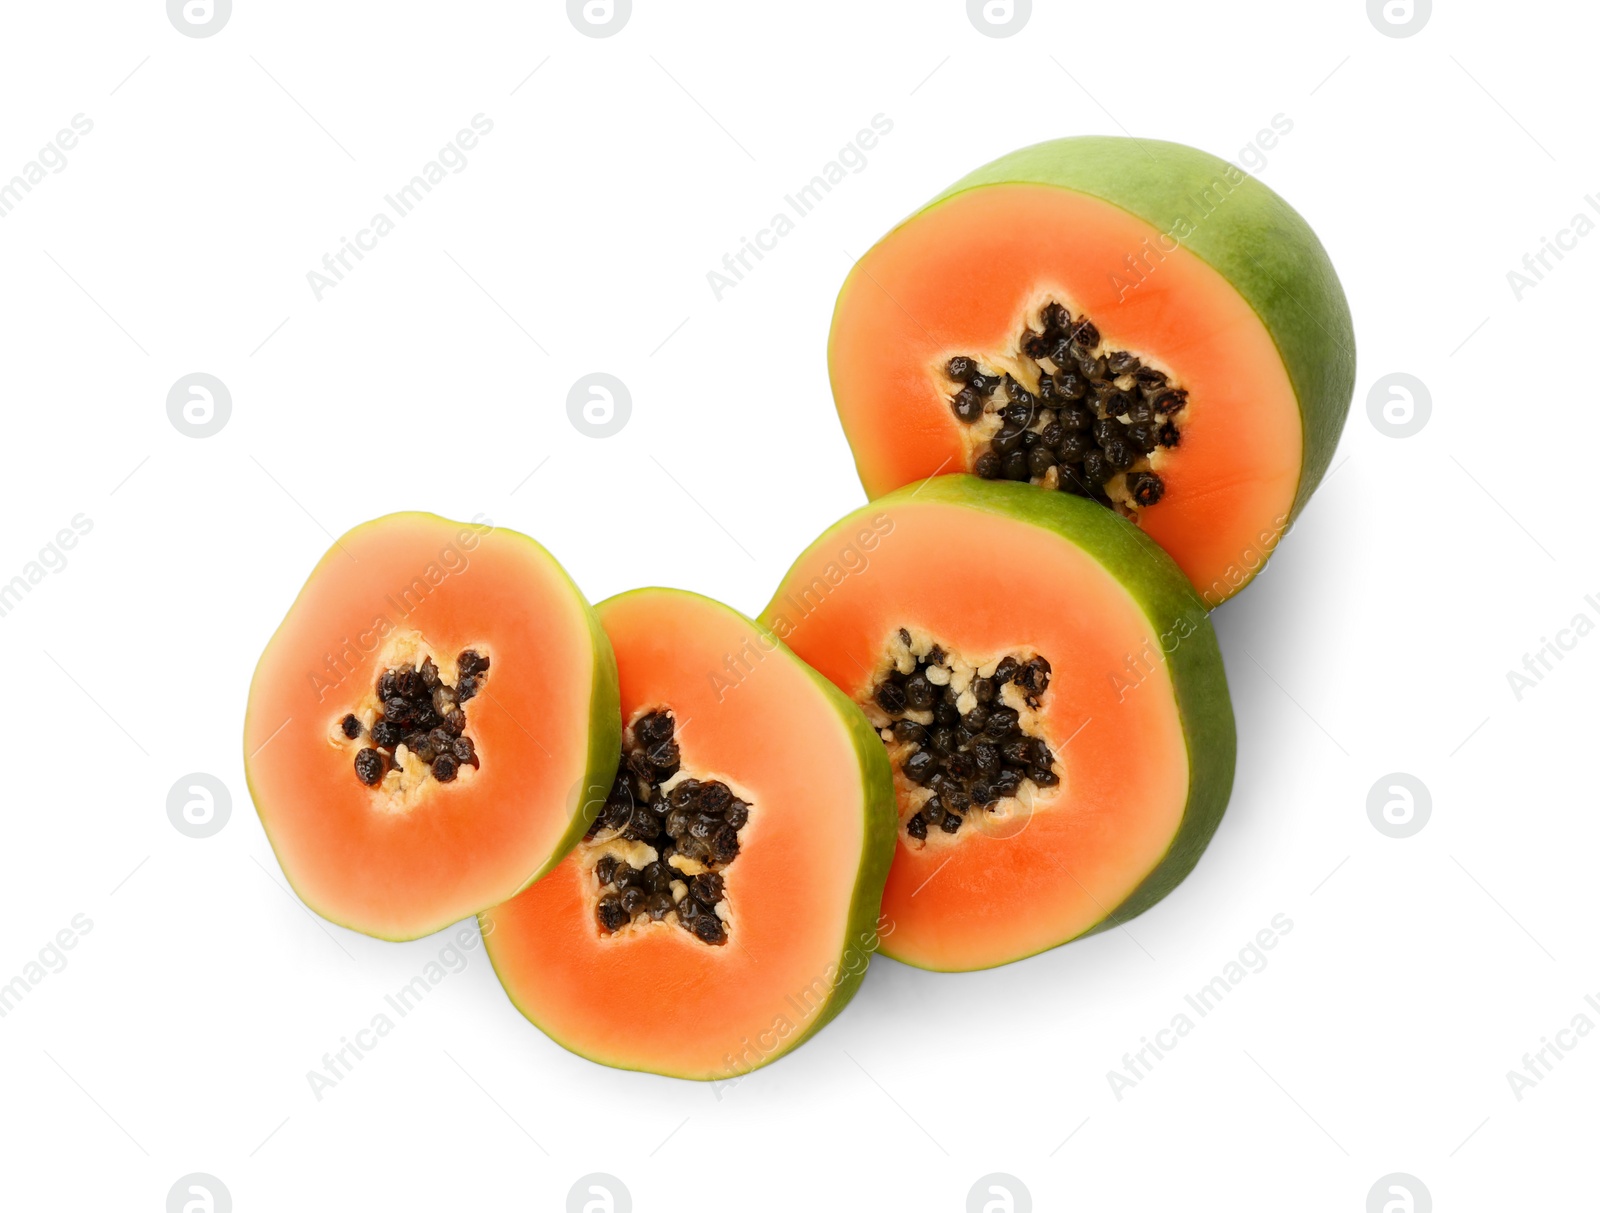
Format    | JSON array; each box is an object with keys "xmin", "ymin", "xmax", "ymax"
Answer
[
  {"xmin": 862, "ymin": 630, "xmax": 1061, "ymax": 842},
  {"xmin": 343, "ymin": 650, "xmax": 487, "ymax": 789},
  {"xmin": 583, "ymin": 708, "xmax": 749, "ymax": 946},
  {"xmin": 943, "ymin": 297, "xmax": 1187, "ymax": 516}
]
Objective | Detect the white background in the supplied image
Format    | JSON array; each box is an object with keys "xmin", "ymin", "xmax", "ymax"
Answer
[{"xmin": 0, "ymin": 2, "xmax": 1592, "ymax": 1210}]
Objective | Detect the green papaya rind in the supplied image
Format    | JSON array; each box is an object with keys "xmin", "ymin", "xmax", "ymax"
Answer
[
  {"xmin": 515, "ymin": 588, "xmax": 623, "ymax": 895},
  {"xmin": 761, "ymin": 477, "xmax": 1237, "ymax": 967},
  {"xmin": 926, "ymin": 135, "xmax": 1356, "ymax": 530},
  {"xmin": 481, "ymin": 589, "xmax": 897, "ymax": 1079},
  {"xmin": 775, "ymin": 611, "xmax": 899, "ymax": 1049},
  {"xmin": 244, "ymin": 512, "xmax": 621, "ymax": 943}
]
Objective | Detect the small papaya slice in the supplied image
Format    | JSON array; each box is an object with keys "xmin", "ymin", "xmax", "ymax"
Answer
[
  {"xmin": 828, "ymin": 135, "xmax": 1356, "ymax": 605},
  {"xmin": 482, "ymin": 588, "xmax": 896, "ymax": 1080},
  {"xmin": 243, "ymin": 513, "xmax": 620, "ymax": 941},
  {"xmin": 760, "ymin": 477, "xmax": 1235, "ymax": 972}
]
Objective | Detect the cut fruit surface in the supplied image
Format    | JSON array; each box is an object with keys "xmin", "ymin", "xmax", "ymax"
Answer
[
  {"xmin": 761, "ymin": 477, "xmax": 1235, "ymax": 972},
  {"xmin": 482, "ymin": 589, "xmax": 896, "ymax": 1081},
  {"xmin": 243, "ymin": 513, "xmax": 620, "ymax": 942},
  {"xmin": 828, "ymin": 136, "xmax": 1355, "ymax": 605}
]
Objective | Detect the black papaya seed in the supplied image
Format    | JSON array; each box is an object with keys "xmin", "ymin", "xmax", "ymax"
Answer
[
  {"xmin": 1153, "ymin": 388, "xmax": 1188, "ymax": 415},
  {"xmin": 1058, "ymin": 402, "xmax": 1093, "ymax": 431},
  {"xmin": 991, "ymin": 425, "xmax": 1025, "ymax": 455},
  {"xmin": 1127, "ymin": 422, "xmax": 1160, "ymax": 453},
  {"xmin": 1002, "ymin": 399, "xmax": 1035, "ymax": 429},
  {"xmin": 875, "ymin": 681, "xmax": 908, "ymax": 714},
  {"xmin": 596, "ymin": 896, "xmax": 627, "ymax": 932},
  {"xmin": 693, "ymin": 914, "xmax": 727, "ymax": 945},
  {"xmin": 1080, "ymin": 451, "xmax": 1112, "ymax": 486},
  {"xmin": 709, "ymin": 824, "xmax": 740, "ymax": 864},
  {"xmin": 903, "ymin": 750, "xmax": 937, "ymax": 784},
  {"xmin": 1101, "ymin": 438, "xmax": 1137, "ymax": 471},
  {"xmin": 1054, "ymin": 372, "xmax": 1089, "ymax": 401},
  {"xmin": 952, "ymin": 385, "xmax": 985, "ymax": 423},
  {"xmin": 1127, "ymin": 471, "xmax": 1166, "ymax": 507},
  {"xmin": 354, "ymin": 748, "xmax": 385, "ymax": 786},
  {"xmin": 892, "ymin": 720, "xmax": 928, "ymax": 746},
  {"xmin": 946, "ymin": 355, "xmax": 979, "ymax": 382},
  {"xmin": 904, "ymin": 674, "xmax": 936, "ymax": 711},
  {"xmin": 634, "ymin": 710, "xmax": 674, "ymax": 748},
  {"xmin": 691, "ymin": 872, "xmax": 724, "ymax": 904}
]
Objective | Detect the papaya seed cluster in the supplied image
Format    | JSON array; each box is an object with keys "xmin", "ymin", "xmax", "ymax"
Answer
[
  {"xmin": 583, "ymin": 709, "xmax": 750, "ymax": 946},
  {"xmin": 866, "ymin": 630, "xmax": 1060, "ymax": 841},
  {"xmin": 946, "ymin": 299, "xmax": 1187, "ymax": 512},
  {"xmin": 346, "ymin": 650, "xmax": 488, "ymax": 787}
]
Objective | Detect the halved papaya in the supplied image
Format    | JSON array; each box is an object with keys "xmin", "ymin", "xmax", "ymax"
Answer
[
  {"xmin": 760, "ymin": 477, "xmax": 1235, "ymax": 972},
  {"xmin": 828, "ymin": 136, "xmax": 1355, "ymax": 605},
  {"xmin": 481, "ymin": 588, "xmax": 896, "ymax": 1080},
  {"xmin": 243, "ymin": 513, "xmax": 620, "ymax": 942}
]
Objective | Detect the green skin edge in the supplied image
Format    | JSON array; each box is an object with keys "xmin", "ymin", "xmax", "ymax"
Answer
[
  {"xmin": 243, "ymin": 512, "xmax": 622, "ymax": 944},
  {"xmin": 760, "ymin": 477, "xmax": 1237, "ymax": 970},
  {"xmin": 833, "ymin": 135, "xmax": 1356, "ymax": 598},
  {"xmin": 481, "ymin": 587, "xmax": 898, "ymax": 1081}
]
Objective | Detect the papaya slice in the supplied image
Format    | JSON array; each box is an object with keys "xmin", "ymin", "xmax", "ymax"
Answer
[
  {"xmin": 481, "ymin": 588, "xmax": 896, "ymax": 1080},
  {"xmin": 760, "ymin": 477, "xmax": 1235, "ymax": 972},
  {"xmin": 243, "ymin": 513, "xmax": 620, "ymax": 942},
  {"xmin": 828, "ymin": 135, "xmax": 1355, "ymax": 605}
]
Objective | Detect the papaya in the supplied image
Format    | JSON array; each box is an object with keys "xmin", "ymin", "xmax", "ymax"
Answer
[
  {"xmin": 243, "ymin": 513, "xmax": 620, "ymax": 942},
  {"xmin": 482, "ymin": 588, "xmax": 896, "ymax": 1080},
  {"xmin": 760, "ymin": 477, "xmax": 1235, "ymax": 972},
  {"xmin": 827, "ymin": 136, "xmax": 1355, "ymax": 605}
]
